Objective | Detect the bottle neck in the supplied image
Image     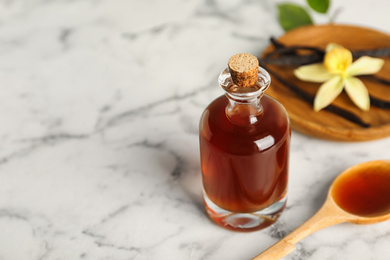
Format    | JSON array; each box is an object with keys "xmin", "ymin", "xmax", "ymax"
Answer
[
  {"xmin": 225, "ymin": 93, "xmax": 263, "ymax": 126},
  {"xmin": 219, "ymin": 66, "xmax": 271, "ymax": 126}
]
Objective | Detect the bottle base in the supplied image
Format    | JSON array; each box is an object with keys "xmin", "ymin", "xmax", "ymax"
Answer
[{"xmin": 203, "ymin": 192, "xmax": 287, "ymax": 232}]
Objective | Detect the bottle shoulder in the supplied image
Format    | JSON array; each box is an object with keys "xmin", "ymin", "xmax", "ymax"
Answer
[
  {"xmin": 200, "ymin": 95, "xmax": 289, "ymax": 136},
  {"xmin": 199, "ymin": 95, "xmax": 290, "ymax": 154}
]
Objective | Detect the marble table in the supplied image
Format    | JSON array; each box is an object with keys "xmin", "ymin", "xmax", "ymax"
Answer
[{"xmin": 1, "ymin": 0, "xmax": 390, "ymax": 259}]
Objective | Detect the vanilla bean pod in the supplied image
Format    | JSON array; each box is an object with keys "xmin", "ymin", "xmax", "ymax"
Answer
[
  {"xmin": 265, "ymin": 38, "xmax": 390, "ymax": 66},
  {"xmin": 269, "ymin": 37, "xmax": 324, "ymax": 54},
  {"xmin": 270, "ymin": 37, "xmax": 285, "ymax": 49},
  {"xmin": 360, "ymin": 76, "xmax": 390, "ymax": 109},
  {"xmin": 261, "ymin": 54, "xmax": 323, "ymax": 66},
  {"xmin": 365, "ymin": 75, "xmax": 390, "ymax": 86},
  {"xmin": 271, "ymin": 37, "xmax": 390, "ymax": 58},
  {"xmin": 259, "ymin": 63, "xmax": 313, "ymax": 103},
  {"xmin": 265, "ymin": 45, "xmax": 324, "ymax": 57},
  {"xmin": 353, "ymin": 49, "xmax": 390, "ymax": 59},
  {"xmin": 264, "ymin": 39, "xmax": 325, "ymax": 66},
  {"xmin": 259, "ymin": 61, "xmax": 371, "ymax": 128},
  {"xmin": 370, "ymin": 96, "xmax": 390, "ymax": 109}
]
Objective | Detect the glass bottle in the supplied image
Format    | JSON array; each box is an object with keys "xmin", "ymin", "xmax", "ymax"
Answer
[{"xmin": 199, "ymin": 53, "xmax": 291, "ymax": 231}]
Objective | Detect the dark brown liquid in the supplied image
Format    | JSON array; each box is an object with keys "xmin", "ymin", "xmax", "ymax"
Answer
[
  {"xmin": 199, "ymin": 95, "xmax": 290, "ymax": 213},
  {"xmin": 332, "ymin": 166, "xmax": 390, "ymax": 217}
]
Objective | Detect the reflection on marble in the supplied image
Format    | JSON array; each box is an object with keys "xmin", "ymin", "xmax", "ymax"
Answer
[{"xmin": 0, "ymin": 0, "xmax": 390, "ymax": 259}]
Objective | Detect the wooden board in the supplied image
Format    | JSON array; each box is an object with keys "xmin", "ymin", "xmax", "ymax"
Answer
[{"xmin": 262, "ymin": 24, "xmax": 390, "ymax": 141}]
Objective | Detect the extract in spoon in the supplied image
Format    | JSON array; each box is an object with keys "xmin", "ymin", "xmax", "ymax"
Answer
[{"xmin": 331, "ymin": 164, "xmax": 390, "ymax": 217}]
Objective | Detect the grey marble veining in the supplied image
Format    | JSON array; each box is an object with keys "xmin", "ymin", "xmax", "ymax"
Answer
[{"xmin": 0, "ymin": 0, "xmax": 390, "ymax": 259}]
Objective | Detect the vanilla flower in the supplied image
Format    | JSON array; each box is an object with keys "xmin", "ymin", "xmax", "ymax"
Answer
[{"xmin": 294, "ymin": 43, "xmax": 385, "ymax": 111}]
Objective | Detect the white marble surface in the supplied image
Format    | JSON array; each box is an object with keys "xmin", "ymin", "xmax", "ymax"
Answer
[{"xmin": 0, "ymin": 0, "xmax": 390, "ymax": 259}]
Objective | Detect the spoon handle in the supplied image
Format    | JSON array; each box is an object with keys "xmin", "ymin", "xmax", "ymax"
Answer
[
  {"xmin": 252, "ymin": 239, "xmax": 296, "ymax": 260},
  {"xmin": 252, "ymin": 198, "xmax": 347, "ymax": 260}
]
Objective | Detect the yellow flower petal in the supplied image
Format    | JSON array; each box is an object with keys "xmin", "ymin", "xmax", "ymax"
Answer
[
  {"xmin": 294, "ymin": 63, "xmax": 334, "ymax": 83},
  {"xmin": 324, "ymin": 46, "xmax": 352, "ymax": 74},
  {"xmin": 314, "ymin": 76, "xmax": 344, "ymax": 111},
  {"xmin": 346, "ymin": 56, "xmax": 385, "ymax": 76},
  {"xmin": 344, "ymin": 77, "xmax": 370, "ymax": 111}
]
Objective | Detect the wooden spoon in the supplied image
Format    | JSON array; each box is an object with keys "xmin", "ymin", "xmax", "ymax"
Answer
[{"xmin": 252, "ymin": 160, "xmax": 390, "ymax": 260}]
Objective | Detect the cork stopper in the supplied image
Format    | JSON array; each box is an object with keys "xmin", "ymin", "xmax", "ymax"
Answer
[{"xmin": 228, "ymin": 53, "xmax": 259, "ymax": 88}]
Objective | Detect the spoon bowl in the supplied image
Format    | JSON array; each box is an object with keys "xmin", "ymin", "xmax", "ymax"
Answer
[
  {"xmin": 253, "ymin": 160, "xmax": 390, "ymax": 260},
  {"xmin": 330, "ymin": 160, "xmax": 390, "ymax": 224}
]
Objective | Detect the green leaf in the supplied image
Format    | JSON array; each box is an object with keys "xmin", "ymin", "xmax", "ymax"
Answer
[
  {"xmin": 277, "ymin": 3, "xmax": 313, "ymax": 31},
  {"xmin": 307, "ymin": 0, "xmax": 330, "ymax": 14}
]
